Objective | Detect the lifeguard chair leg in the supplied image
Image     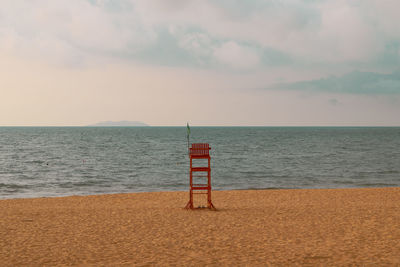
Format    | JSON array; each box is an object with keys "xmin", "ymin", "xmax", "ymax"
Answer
[
  {"xmin": 185, "ymin": 158, "xmax": 194, "ymax": 209},
  {"xmin": 185, "ymin": 189, "xmax": 194, "ymax": 209},
  {"xmin": 207, "ymin": 159, "xmax": 216, "ymax": 210}
]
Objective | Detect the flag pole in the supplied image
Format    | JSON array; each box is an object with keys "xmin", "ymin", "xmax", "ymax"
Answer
[{"xmin": 186, "ymin": 122, "xmax": 190, "ymax": 156}]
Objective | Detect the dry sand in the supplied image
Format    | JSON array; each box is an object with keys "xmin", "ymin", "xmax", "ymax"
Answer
[{"xmin": 1, "ymin": 187, "xmax": 400, "ymax": 266}]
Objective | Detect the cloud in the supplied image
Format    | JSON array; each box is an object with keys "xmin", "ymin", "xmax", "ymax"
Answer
[
  {"xmin": 1, "ymin": 0, "xmax": 400, "ymax": 71},
  {"xmin": 133, "ymin": 0, "xmax": 393, "ymax": 63},
  {"xmin": 213, "ymin": 41, "xmax": 260, "ymax": 70},
  {"xmin": 273, "ymin": 71, "xmax": 400, "ymax": 94},
  {"xmin": 328, "ymin": 98, "xmax": 340, "ymax": 106},
  {"xmin": 134, "ymin": 0, "xmax": 400, "ymax": 67},
  {"xmin": 178, "ymin": 32, "xmax": 212, "ymax": 58},
  {"xmin": 0, "ymin": 1, "xmax": 155, "ymax": 66}
]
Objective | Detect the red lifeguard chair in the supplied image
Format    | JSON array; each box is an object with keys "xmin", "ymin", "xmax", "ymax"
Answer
[{"xmin": 185, "ymin": 143, "xmax": 216, "ymax": 210}]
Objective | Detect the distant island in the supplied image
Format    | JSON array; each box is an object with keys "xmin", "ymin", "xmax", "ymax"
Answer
[{"xmin": 88, "ymin": 121, "xmax": 149, "ymax": 127}]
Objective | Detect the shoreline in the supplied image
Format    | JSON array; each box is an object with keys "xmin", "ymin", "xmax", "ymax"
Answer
[
  {"xmin": 2, "ymin": 185, "xmax": 399, "ymax": 201},
  {"xmin": 1, "ymin": 187, "xmax": 400, "ymax": 265}
]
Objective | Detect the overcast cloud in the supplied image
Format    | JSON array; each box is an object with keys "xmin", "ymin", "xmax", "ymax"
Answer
[{"xmin": 1, "ymin": 0, "xmax": 399, "ymax": 126}]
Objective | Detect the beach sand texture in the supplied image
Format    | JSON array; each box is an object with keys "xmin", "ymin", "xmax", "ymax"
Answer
[{"xmin": 1, "ymin": 187, "xmax": 400, "ymax": 266}]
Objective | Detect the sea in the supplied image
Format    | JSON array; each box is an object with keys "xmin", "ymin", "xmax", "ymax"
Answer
[{"xmin": 1, "ymin": 127, "xmax": 399, "ymax": 199}]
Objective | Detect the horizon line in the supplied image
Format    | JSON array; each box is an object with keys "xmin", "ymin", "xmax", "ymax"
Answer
[{"xmin": 1, "ymin": 125, "xmax": 400, "ymax": 128}]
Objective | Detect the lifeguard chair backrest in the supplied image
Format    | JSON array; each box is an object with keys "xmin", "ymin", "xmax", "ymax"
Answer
[{"xmin": 190, "ymin": 143, "xmax": 211, "ymax": 157}]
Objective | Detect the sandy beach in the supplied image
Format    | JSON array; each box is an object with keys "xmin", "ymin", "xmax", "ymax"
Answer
[{"xmin": 1, "ymin": 187, "xmax": 399, "ymax": 266}]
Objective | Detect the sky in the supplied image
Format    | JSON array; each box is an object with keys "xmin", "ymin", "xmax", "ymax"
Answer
[{"xmin": 1, "ymin": 0, "xmax": 400, "ymax": 126}]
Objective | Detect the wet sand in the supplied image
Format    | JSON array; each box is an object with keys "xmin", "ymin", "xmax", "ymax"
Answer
[{"xmin": 1, "ymin": 187, "xmax": 400, "ymax": 266}]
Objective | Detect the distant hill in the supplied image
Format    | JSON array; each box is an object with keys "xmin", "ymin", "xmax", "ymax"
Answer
[{"xmin": 88, "ymin": 121, "xmax": 149, "ymax": 127}]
